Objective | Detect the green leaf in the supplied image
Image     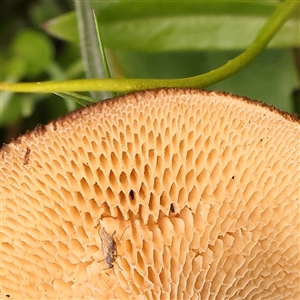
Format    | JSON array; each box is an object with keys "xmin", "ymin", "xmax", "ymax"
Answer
[
  {"xmin": 292, "ymin": 89, "xmax": 300, "ymax": 117},
  {"xmin": 1, "ymin": 57, "xmax": 27, "ymax": 81},
  {"xmin": 74, "ymin": 0, "xmax": 111, "ymax": 99},
  {"xmin": 0, "ymin": 94, "xmax": 43, "ymax": 126},
  {"xmin": 0, "ymin": 94, "xmax": 22, "ymax": 126},
  {"xmin": 93, "ymin": 10, "xmax": 113, "ymax": 80},
  {"xmin": 29, "ymin": 0, "xmax": 63, "ymax": 27},
  {"xmin": 43, "ymin": 1, "xmax": 299, "ymax": 51},
  {"xmin": 53, "ymin": 92, "xmax": 97, "ymax": 106},
  {"xmin": 11, "ymin": 29, "xmax": 54, "ymax": 78},
  {"xmin": 20, "ymin": 95, "xmax": 37, "ymax": 117},
  {"xmin": 42, "ymin": 11, "xmax": 79, "ymax": 43},
  {"xmin": 93, "ymin": 10, "xmax": 117, "ymax": 98}
]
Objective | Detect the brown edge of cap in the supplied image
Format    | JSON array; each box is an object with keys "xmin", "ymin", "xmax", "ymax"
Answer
[{"xmin": 1, "ymin": 88, "xmax": 299, "ymax": 155}]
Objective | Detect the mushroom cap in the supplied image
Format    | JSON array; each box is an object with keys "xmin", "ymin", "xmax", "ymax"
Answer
[{"xmin": 1, "ymin": 88, "xmax": 299, "ymax": 299}]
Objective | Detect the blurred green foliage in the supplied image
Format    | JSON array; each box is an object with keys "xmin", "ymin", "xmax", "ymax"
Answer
[
  {"xmin": 0, "ymin": 0, "xmax": 299, "ymax": 145},
  {"xmin": 45, "ymin": 1, "xmax": 300, "ymax": 50}
]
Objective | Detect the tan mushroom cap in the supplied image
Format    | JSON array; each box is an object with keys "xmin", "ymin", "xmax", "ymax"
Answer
[{"xmin": 1, "ymin": 88, "xmax": 299, "ymax": 299}]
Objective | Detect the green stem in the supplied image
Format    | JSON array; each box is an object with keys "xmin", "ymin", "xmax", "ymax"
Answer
[{"xmin": 0, "ymin": 1, "xmax": 298, "ymax": 93}]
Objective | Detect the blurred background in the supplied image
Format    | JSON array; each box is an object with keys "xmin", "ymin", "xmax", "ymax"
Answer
[{"xmin": 1, "ymin": 0, "xmax": 299, "ymax": 145}]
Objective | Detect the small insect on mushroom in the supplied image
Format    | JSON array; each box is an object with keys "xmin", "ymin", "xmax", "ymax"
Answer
[
  {"xmin": 99, "ymin": 228, "xmax": 117, "ymax": 270},
  {"xmin": 23, "ymin": 148, "xmax": 30, "ymax": 165},
  {"xmin": 99, "ymin": 226, "xmax": 128, "ymax": 271}
]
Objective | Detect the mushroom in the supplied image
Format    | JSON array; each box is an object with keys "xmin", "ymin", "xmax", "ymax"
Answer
[{"xmin": 1, "ymin": 88, "xmax": 299, "ymax": 299}]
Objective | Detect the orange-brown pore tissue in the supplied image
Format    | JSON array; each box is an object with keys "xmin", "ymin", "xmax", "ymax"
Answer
[{"xmin": 1, "ymin": 88, "xmax": 299, "ymax": 299}]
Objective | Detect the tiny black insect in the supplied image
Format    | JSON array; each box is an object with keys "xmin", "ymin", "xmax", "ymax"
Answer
[
  {"xmin": 129, "ymin": 190, "xmax": 135, "ymax": 200},
  {"xmin": 170, "ymin": 203, "xmax": 175, "ymax": 213}
]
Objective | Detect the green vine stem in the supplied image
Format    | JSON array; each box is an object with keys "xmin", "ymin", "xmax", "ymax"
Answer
[{"xmin": 0, "ymin": 1, "xmax": 298, "ymax": 94}]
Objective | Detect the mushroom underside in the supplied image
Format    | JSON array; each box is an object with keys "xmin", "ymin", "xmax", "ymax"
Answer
[{"xmin": 1, "ymin": 88, "xmax": 299, "ymax": 299}]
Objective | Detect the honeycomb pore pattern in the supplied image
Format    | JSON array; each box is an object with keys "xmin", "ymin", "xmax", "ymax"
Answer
[{"xmin": 1, "ymin": 88, "xmax": 299, "ymax": 299}]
